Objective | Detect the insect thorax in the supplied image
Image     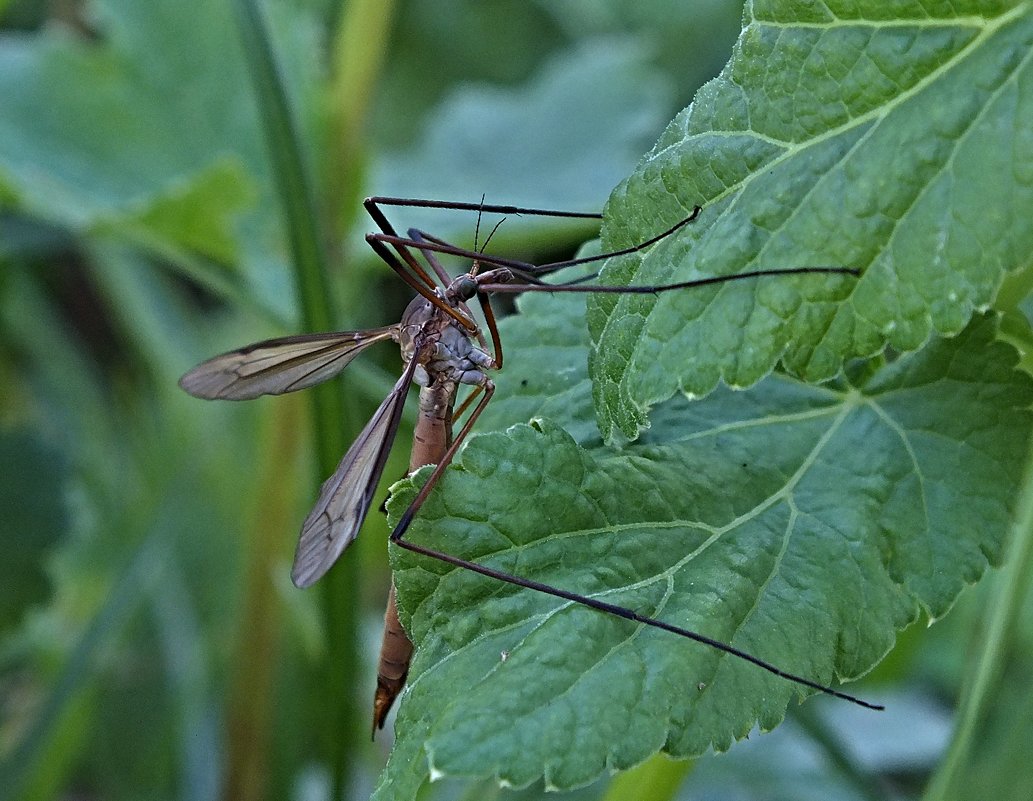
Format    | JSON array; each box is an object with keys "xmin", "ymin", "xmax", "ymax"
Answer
[{"xmin": 398, "ymin": 293, "xmax": 492, "ymax": 389}]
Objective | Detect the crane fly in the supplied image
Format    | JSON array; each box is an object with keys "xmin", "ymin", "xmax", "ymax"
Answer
[{"xmin": 179, "ymin": 196, "xmax": 880, "ymax": 731}]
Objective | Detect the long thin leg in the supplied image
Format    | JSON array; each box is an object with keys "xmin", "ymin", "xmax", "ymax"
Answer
[
  {"xmin": 407, "ymin": 227, "xmax": 454, "ymax": 287},
  {"xmin": 392, "ymin": 531, "xmax": 883, "ymax": 710},
  {"xmin": 451, "ymin": 384, "xmax": 484, "ymax": 428},
  {"xmin": 478, "ymin": 266, "xmax": 861, "ymax": 295},
  {"xmin": 367, "ymin": 205, "xmax": 702, "ymax": 282},
  {"xmin": 393, "ymin": 501, "xmax": 880, "ymax": 710},
  {"xmin": 363, "ymin": 194, "xmax": 606, "ymax": 292},
  {"xmin": 476, "ymin": 292, "xmax": 504, "ymax": 370},
  {"xmin": 370, "ymin": 232, "xmax": 859, "ymax": 295},
  {"xmin": 365, "ymin": 236, "xmax": 478, "ymax": 332},
  {"xmin": 384, "ymin": 382, "xmax": 881, "ymax": 711},
  {"xmin": 390, "ymin": 381, "xmax": 495, "ymax": 539},
  {"xmin": 368, "ymin": 231, "xmax": 548, "ymax": 281},
  {"xmin": 405, "ymin": 228, "xmax": 498, "ymax": 279},
  {"xmin": 363, "ymin": 198, "xmax": 442, "ymax": 291},
  {"xmin": 365, "ymin": 195, "xmax": 603, "ymax": 221},
  {"xmin": 363, "ymin": 195, "xmax": 598, "ymax": 291},
  {"xmin": 523, "ymin": 205, "xmax": 701, "ymax": 276}
]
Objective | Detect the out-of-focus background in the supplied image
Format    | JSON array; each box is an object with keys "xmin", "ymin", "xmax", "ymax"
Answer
[{"xmin": 1, "ymin": 1, "xmax": 1030, "ymax": 800}]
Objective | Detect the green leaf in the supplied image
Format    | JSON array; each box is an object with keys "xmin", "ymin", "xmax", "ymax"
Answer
[
  {"xmin": 0, "ymin": 0, "xmax": 325, "ymax": 319},
  {"xmin": 377, "ymin": 313, "xmax": 1032, "ymax": 796},
  {"xmin": 590, "ymin": 0, "xmax": 1033, "ymax": 440},
  {"xmin": 0, "ymin": 4, "xmax": 250, "ymax": 245}
]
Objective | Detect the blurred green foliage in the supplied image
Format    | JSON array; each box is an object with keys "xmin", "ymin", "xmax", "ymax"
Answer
[{"xmin": 1, "ymin": 2, "xmax": 1032, "ymax": 801}]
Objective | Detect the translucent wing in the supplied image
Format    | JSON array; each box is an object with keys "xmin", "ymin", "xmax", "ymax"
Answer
[
  {"xmin": 179, "ymin": 326, "xmax": 400, "ymax": 400},
  {"xmin": 291, "ymin": 354, "xmax": 420, "ymax": 588}
]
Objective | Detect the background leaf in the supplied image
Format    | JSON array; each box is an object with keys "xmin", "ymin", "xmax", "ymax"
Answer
[
  {"xmin": 371, "ymin": 39, "xmax": 672, "ymax": 220},
  {"xmin": 0, "ymin": 0, "xmax": 325, "ymax": 319}
]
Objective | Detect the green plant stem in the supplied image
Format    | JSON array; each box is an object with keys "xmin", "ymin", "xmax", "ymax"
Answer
[
  {"xmin": 223, "ymin": 400, "xmax": 300, "ymax": 801},
  {"xmin": 326, "ymin": 0, "xmax": 397, "ymax": 242},
  {"xmin": 921, "ymin": 436, "xmax": 1033, "ymax": 801},
  {"xmin": 231, "ymin": 1, "xmax": 358, "ymax": 796},
  {"xmin": 600, "ymin": 753, "xmax": 693, "ymax": 801}
]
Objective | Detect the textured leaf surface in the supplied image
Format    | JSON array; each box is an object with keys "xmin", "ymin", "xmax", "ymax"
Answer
[
  {"xmin": 589, "ymin": 0, "xmax": 1033, "ymax": 440},
  {"xmin": 376, "ymin": 313, "xmax": 1032, "ymax": 798}
]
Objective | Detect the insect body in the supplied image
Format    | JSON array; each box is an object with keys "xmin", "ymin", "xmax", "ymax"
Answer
[
  {"xmin": 182, "ymin": 257, "xmax": 511, "ymax": 726},
  {"xmin": 371, "ymin": 280, "xmax": 506, "ymax": 727},
  {"xmin": 180, "ymin": 197, "xmax": 878, "ymax": 731},
  {"xmin": 290, "ymin": 272, "xmax": 504, "ymax": 589}
]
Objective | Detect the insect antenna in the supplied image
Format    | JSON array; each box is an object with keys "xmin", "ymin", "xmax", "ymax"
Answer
[
  {"xmin": 479, "ymin": 217, "xmax": 507, "ymax": 257},
  {"xmin": 472, "ymin": 193, "xmax": 485, "ymax": 254}
]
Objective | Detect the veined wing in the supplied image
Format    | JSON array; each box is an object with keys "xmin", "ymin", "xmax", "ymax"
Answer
[
  {"xmin": 179, "ymin": 326, "xmax": 400, "ymax": 400},
  {"xmin": 291, "ymin": 353, "xmax": 420, "ymax": 588}
]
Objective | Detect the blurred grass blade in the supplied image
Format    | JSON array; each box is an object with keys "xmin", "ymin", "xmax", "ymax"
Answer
[
  {"xmin": 230, "ymin": 0, "xmax": 336, "ymax": 333},
  {"xmin": 150, "ymin": 566, "xmax": 220, "ymax": 801},
  {"xmin": 922, "ymin": 435, "xmax": 1033, "ymax": 801},
  {"xmin": 230, "ymin": 0, "xmax": 359, "ymax": 794},
  {"xmin": 327, "ymin": 0, "xmax": 397, "ymax": 237}
]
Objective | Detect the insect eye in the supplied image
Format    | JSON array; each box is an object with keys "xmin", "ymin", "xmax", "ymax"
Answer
[{"xmin": 455, "ymin": 275, "xmax": 478, "ymax": 300}]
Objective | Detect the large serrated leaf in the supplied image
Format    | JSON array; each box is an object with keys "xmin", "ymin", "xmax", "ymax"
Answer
[
  {"xmin": 376, "ymin": 313, "xmax": 1032, "ymax": 798},
  {"xmin": 589, "ymin": 0, "xmax": 1033, "ymax": 440}
]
